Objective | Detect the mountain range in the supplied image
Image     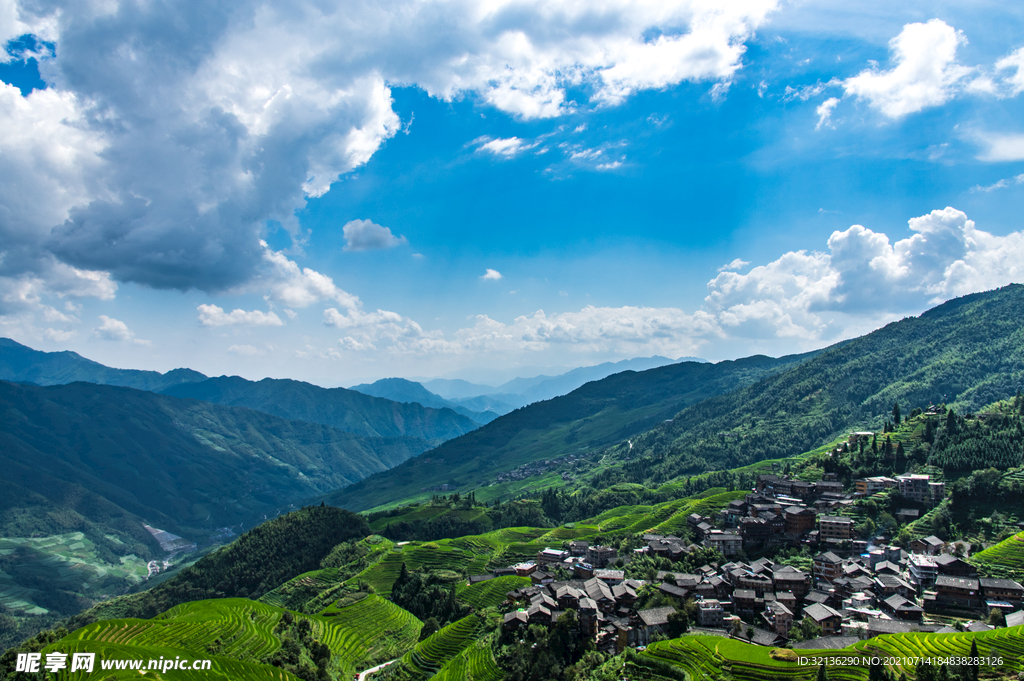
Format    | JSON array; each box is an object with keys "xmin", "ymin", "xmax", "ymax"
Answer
[
  {"xmin": 325, "ymin": 284, "xmax": 1024, "ymax": 512},
  {"xmin": 5, "ymin": 285, "xmax": 1024, "ymax": 661}
]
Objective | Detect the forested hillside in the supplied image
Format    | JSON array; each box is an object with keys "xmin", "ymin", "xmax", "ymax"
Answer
[
  {"xmin": 590, "ymin": 284, "xmax": 1024, "ymax": 489},
  {"xmin": 0, "ymin": 380, "xmax": 430, "ymax": 543}
]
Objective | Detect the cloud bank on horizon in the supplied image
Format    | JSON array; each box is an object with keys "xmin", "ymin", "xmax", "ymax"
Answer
[{"xmin": 1, "ymin": 0, "xmax": 1023, "ymax": 379}]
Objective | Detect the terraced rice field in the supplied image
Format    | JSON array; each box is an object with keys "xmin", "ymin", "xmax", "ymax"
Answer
[
  {"xmin": 71, "ymin": 599, "xmax": 284, "ymax": 661},
  {"xmin": 643, "ymin": 626, "xmax": 1024, "ymax": 681},
  {"xmin": 457, "ymin": 576, "xmax": 531, "ymax": 608},
  {"xmin": 316, "ymin": 594, "xmax": 422, "ymax": 670},
  {"xmin": 59, "ymin": 594, "xmax": 423, "ymax": 679},
  {"xmin": 431, "ymin": 638, "xmax": 503, "ymax": 681},
  {"xmin": 974, "ymin": 531, "xmax": 1024, "ymax": 569},
  {"xmin": 651, "ymin": 491, "xmax": 747, "ymax": 535},
  {"xmin": 260, "ymin": 567, "xmax": 345, "ymax": 608},
  {"xmin": 397, "ymin": 613, "xmax": 487, "ymax": 679},
  {"xmin": 351, "ymin": 542, "xmax": 476, "ymax": 595},
  {"xmin": 40, "ymin": 639, "xmax": 300, "ymax": 681}
]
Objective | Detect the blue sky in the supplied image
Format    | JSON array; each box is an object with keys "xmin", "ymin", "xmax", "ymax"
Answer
[{"xmin": 1, "ymin": 0, "xmax": 1023, "ymax": 385}]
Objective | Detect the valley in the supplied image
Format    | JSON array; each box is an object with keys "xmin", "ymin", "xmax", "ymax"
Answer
[{"xmin": 3, "ymin": 286, "xmax": 1024, "ymax": 680}]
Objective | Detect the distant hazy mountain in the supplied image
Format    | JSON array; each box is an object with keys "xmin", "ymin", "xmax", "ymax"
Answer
[
  {"xmin": 424, "ymin": 356, "xmax": 706, "ymax": 408},
  {"xmin": 420, "ymin": 378, "xmax": 497, "ymax": 400},
  {"xmin": 162, "ymin": 376, "xmax": 481, "ymax": 442},
  {"xmin": 0, "ymin": 337, "xmax": 207, "ymax": 391},
  {"xmin": 498, "ymin": 355, "xmax": 701, "ymax": 403},
  {"xmin": 447, "ymin": 393, "xmax": 525, "ymax": 414},
  {"xmin": 350, "ymin": 377, "xmax": 500, "ymax": 424}
]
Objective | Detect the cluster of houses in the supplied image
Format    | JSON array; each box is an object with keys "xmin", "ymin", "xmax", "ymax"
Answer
[
  {"xmin": 493, "ymin": 451, "xmax": 591, "ymax": 485},
  {"xmin": 489, "ymin": 451, "xmax": 1024, "ymax": 650},
  {"xmin": 495, "ymin": 533, "xmax": 1023, "ymax": 651}
]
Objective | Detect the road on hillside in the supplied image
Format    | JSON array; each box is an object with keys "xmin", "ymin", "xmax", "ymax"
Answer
[{"xmin": 356, "ymin": 659, "xmax": 397, "ymax": 680}]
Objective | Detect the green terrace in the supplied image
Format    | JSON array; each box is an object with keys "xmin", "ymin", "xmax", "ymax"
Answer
[{"xmin": 642, "ymin": 625, "xmax": 1024, "ymax": 681}]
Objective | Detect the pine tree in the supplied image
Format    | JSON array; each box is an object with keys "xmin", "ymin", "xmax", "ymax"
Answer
[
  {"xmin": 893, "ymin": 402, "xmax": 901, "ymax": 426},
  {"xmin": 818, "ymin": 664, "xmax": 829, "ymax": 681}
]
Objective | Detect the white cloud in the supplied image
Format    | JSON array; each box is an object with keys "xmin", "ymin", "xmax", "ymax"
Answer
[
  {"xmin": 43, "ymin": 328, "xmax": 77, "ymax": 342},
  {"xmin": 843, "ymin": 19, "xmax": 973, "ymax": 118},
  {"xmin": 718, "ymin": 258, "xmax": 750, "ymax": 272},
  {"xmin": 596, "ymin": 161, "xmax": 623, "ymax": 171},
  {"xmin": 995, "ymin": 47, "xmax": 1024, "ymax": 96},
  {"xmin": 815, "ymin": 97, "xmax": 840, "ymax": 130},
  {"xmin": 476, "ymin": 137, "xmax": 538, "ymax": 159},
  {"xmin": 259, "ymin": 242, "xmax": 360, "ymax": 309},
  {"xmin": 339, "ymin": 336, "xmax": 376, "ymax": 352},
  {"xmin": 704, "ymin": 207, "xmax": 1024, "ymax": 341},
  {"xmin": 94, "ymin": 315, "xmax": 150, "ymax": 345},
  {"xmin": 970, "ymin": 174, "xmax": 1024, "ymax": 192},
  {"xmin": 197, "ymin": 304, "xmax": 284, "ymax": 327},
  {"xmin": 342, "ymin": 219, "xmax": 408, "ymax": 251},
  {"xmin": 973, "ymin": 132, "xmax": 1024, "ymax": 163},
  {"xmin": 0, "ymin": 0, "xmax": 778, "ymax": 301},
  {"xmin": 482, "ymin": 269, "xmax": 503, "ymax": 280},
  {"xmin": 444, "ymin": 306, "xmax": 719, "ymax": 358}
]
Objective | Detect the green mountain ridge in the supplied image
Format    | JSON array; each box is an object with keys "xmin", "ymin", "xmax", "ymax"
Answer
[
  {"xmin": 325, "ymin": 351, "xmax": 817, "ymax": 511},
  {"xmin": 0, "ymin": 337, "xmax": 207, "ymax": 392},
  {"xmin": 161, "ymin": 375, "xmax": 481, "ymax": 443}
]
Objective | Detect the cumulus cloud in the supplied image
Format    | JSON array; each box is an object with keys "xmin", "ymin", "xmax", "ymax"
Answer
[
  {"xmin": 705, "ymin": 207, "xmax": 1024, "ymax": 341},
  {"xmin": 815, "ymin": 97, "xmax": 839, "ymax": 130},
  {"xmin": 197, "ymin": 304, "xmax": 284, "ymax": 327},
  {"xmin": 342, "ymin": 219, "xmax": 408, "ymax": 251},
  {"xmin": 259, "ymin": 242, "xmax": 360, "ymax": 308},
  {"xmin": 843, "ymin": 19, "xmax": 973, "ymax": 118},
  {"xmin": 0, "ymin": 0, "xmax": 778, "ymax": 303},
  {"xmin": 93, "ymin": 315, "xmax": 150, "ymax": 345},
  {"xmin": 481, "ymin": 269, "xmax": 503, "ymax": 280}
]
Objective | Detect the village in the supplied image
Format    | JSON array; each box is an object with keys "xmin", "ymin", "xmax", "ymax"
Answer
[{"xmin": 484, "ymin": 437, "xmax": 1024, "ymax": 653}]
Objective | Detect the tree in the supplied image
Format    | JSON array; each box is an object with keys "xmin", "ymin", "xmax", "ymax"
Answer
[
  {"xmin": 893, "ymin": 402, "xmax": 901, "ymax": 426},
  {"xmin": 988, "ymin": 609, "xmax": 1005, "ymax": 628},
  {"xmin": 818, "ymin": 664, "xmax": 829, "ymax": 681},
  {"xmin": 666, "ymin": 610, "xmax": 689, "ymax": 638},
  {"xmin": 420, "ymin": 617, "xmax": 440, "ymax": 641}
]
